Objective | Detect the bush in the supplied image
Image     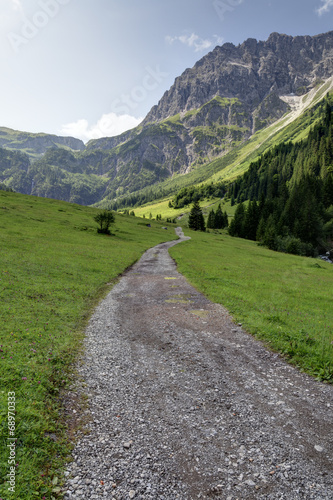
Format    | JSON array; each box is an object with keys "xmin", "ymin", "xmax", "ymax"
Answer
[
  {"xmin": 94, "ymin": 210, "xmax": 115, "ymax": 235},
  {"xmin": 275, "ymin": 235, "xmax": 315, "ymax": 257}
]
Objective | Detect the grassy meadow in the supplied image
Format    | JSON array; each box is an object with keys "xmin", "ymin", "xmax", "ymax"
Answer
[
  {"xmin": 0, "ymin": 190, "xmax": 177, "ymax": 499},
  {"xmin": 131, "ymin": 195, "xmax": 241, "ymax": 227},
  {"xmin": 170, "ymin": 229, "xmax": 333, "ymax": 382},
  {"xmin": 1, "ymin": 188, "xmax": 332, "ymax": 499}
]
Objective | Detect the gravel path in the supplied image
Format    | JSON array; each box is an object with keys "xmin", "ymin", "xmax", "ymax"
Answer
[{"xmin": 63, "ymin": 228, "xmax": 333, "ymax": 499}]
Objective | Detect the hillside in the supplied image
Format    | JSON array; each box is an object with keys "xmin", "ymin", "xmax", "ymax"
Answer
[
  {"xmin": 0, "ymin": 189, "xmax": 177, "ymax": 499},
  {"xmin": 0, "ymin": 31, "xmax": 332, "ymax": 206},
  {"xmin": 0, "ymin": 127, "xmax": 84, "ymax": 159},
  {"xmin": 223, "ymin": 96, "xmax": 333, "ymax": 257},
  {"xmin": 104, "ymin": 84, "xmax": 333, "ymax": 212}
]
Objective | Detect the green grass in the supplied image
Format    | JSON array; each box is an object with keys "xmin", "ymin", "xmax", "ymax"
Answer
[
  {"xmin": 133, "ymin": 197, "xmax": 242, "ymax": 228},
  {"xmin": 132, "ymin": 195, "xmax": 227, "ymax": 221},
  {"xmin": 0, "ymin": 190, "xmax": 177, "ymax": 499},
  {"xmin": 170, "ymin": 230, "xmax": 333, "ymax": 383},
  {"xmin": 107, "ymin": 87, "xmax": 333, "ymax": 214}
]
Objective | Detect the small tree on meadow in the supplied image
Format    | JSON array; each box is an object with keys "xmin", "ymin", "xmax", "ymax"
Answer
[
  {"xmin": 94, "ymin": 210, "xmax": 115, "ymax": 235},
  {"xmin": 188, "ymin": 201, "xmax": 206, "ymax": 231}
]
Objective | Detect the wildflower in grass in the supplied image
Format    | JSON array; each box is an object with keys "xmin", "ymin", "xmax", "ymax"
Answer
[{"xmin": 22, "ymin": 377, "xmax": 27, "ymax": 381}]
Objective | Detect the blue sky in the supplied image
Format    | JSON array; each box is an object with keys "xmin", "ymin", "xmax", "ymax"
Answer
[{"xmin": 1, "ymin": 0, "xmax": 332, "ymax": 142}]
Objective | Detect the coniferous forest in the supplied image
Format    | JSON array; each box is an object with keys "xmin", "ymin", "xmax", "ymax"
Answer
[{"xmin": 227, "ymin": 96, "xmax": 333, "ymax": 257}]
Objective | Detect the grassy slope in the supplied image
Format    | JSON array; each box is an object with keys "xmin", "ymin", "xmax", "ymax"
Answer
[
  {"xmin": 170, "ymin": 230, "xmax": 333, "ymax": 382},
  {"xmin": 209, "ymin": 81, "xmax": 333, "ymax": 183},
  {"xmin": 0, "ymin": 127, "xmax": 83, "ymax": 160},
  {"xmin": 118, "ymin": 85, "xmax": 331, "ymax": 219},
  {"xmin": 0, "ymin": 191, "xmax": 177, "ymax": 499},
  {"xmin": 132, "ymin": 196, "xmax": 222, "ymax": 220}
]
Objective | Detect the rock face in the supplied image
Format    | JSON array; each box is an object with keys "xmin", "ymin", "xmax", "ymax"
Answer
[
  {"xmin": 1, "ymin": 31, "xmax": 333, "ymax": 205},
  {"xmin": 82, "ymin": 31, "xmax": 333, "ymax": 201},
  {"xmin": 143, "ymin": 31, "xmax": 333, "ymax": 124}
]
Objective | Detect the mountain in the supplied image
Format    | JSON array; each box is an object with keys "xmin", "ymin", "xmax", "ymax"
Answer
[
  {"xmin": 0, "ymin": 31, "xmax": 333, "ymax": 206},
  {"xmin": 0, "ymin": 127, "xmax": 85, "ymax": 159},
  {"xmin": 85, "ymin": 31, "xmax": 333, "ymax": 201},
  {"xmin": 143, "ymin": 31, "xmax": 333, "ymax": 125}
]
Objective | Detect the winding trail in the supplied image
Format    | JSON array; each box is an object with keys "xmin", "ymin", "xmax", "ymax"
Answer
[{"xmin": 64, "ymin": 228, "xmax": 333, "ymax": 499}]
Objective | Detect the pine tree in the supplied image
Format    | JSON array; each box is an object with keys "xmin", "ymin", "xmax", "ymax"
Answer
[
  {"xmin": 188, "ymin": 201, "xmax": 206, "ymax": 231},
  {"xmin": 324, "ymin": 170, "xmax": 333, "ymax": 208},
  {"xmin": 223, "ymin": 211, "xmax": 229, "ymax": 228},
  {"xmin": 207, "ymin": 209, "xmax": 215, "ymax": 229},
  {"xmin": 244, "ymin": 200, "xmax": 260, "ymax": 240},
  {"xmin": 263, "ymin": 214, "xmax": 277, "ymax": 250},
  {"xmin": 214, "ymin": 204, "xmax": 224, "ymax": 229},
  {"xmin": 256, "ymin": 216, "xmax": 266, "ymax": 242},
  {"xmin": 228, "ymin": 202, "xmax": 245, "ymax": 237}
]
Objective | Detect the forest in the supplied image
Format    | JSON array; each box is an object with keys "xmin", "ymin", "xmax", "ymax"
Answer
[{"xmin": 227, "ymin": 96, "xmax": 333, "ymax": 256}]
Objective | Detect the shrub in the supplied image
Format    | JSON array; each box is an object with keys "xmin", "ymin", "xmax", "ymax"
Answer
[{"xmin": 94, "ymin": 210, "xmax": 115, "ymax": 234}]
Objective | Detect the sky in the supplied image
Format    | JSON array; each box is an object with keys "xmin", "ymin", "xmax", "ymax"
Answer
[{"xmin": 0, "ymin": 0, "xmax": 333, "ymax": 143}]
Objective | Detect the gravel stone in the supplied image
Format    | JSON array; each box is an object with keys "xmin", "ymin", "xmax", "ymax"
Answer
[{"xmin": 63, "ymin": 228, "xmax": 333, "ymax": 499}]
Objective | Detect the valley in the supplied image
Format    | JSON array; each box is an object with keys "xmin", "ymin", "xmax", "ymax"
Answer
[
  {"xmin": 1, "ymin": 32, "xmax": 333, "ymax": 212},
  {"xmin": 0, "ymin": 190, "xmax": 332, "ymax": 497},
  {"xmin": 1, "ymin": 29, "xmax": 333, "ymax": 498}
]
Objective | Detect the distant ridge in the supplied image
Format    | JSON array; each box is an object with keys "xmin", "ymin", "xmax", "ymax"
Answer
[
  {"xmin": 0, "ymin": 31, "xmax": 333, "ymax": 206},
  {"xmin": 0, "ymin": 126, "xmax": 85, "ymax": 159}
]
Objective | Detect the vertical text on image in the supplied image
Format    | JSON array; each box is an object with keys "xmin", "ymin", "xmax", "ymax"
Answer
[{"xmin": 7, "ymin": 392, "xmax": 16, "ymax": 494}]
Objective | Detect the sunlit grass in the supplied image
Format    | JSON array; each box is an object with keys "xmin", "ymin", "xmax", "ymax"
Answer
[
  {"xmin": 170, "ymin": 230, "xmax": 333, "ymax": 382},
  {"xmin": 0, "ymin": 190, "xmax": 177, "ymax": 499}
]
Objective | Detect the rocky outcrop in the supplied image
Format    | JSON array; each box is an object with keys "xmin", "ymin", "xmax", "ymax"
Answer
[
  {"xmin": 1, "ymin": 31, "xmax": 333, "ymax": 205},
  {"xmin": 82, "ymin": 31, "xmax": 333, "ymax": 201},
  {"xmin": 143, "ymin": 31, "xmax": 333, "ymax": 124}
]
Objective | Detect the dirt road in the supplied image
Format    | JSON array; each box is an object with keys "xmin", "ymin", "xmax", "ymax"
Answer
[{"xmin": 64, "ymin": 229, "xmax": 333, "ymax": 499}]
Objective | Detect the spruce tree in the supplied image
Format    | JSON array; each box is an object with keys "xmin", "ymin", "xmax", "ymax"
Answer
[
  {"xmin": 207, "ymin": 209, "xmax": 215, "ymax": 229},
  {"xmin": 214, "ymin": 204, "xmax": 224, "ymax": 229},
  {"xmin": 223, "ymin": 211, "xmax": 229, "ymax": 228},
  {"xmin": 228, "ymin": 202, "xmax": 245, "ymax": 237},
  {"xmin": 188, "ymin": 201, "xmax": 206, "ymax": 231},
  {"xmin": 324, "ymin": 170, "xmax": 333, "ymax": 208},
  {"xmin": 244, "ymin": 200, "xmax": 260, "ymax": 240}
]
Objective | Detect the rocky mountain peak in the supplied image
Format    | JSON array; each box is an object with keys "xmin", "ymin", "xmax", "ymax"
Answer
[{"xmin": 143, "ymin": 31, "xmax": 333, "ymax": 125}]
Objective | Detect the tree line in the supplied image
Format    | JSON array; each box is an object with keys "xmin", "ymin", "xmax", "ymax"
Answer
[
  {"xmin": 187, "ymin": 201, "xmax": 229, "ymax": 231},
  {"xmin": 227, "ymin": 96, "xmax": 333, "ymax": 256},
  {"xmin": 170, "ymin": 182, "xmax": 226, "ymax": 209}
]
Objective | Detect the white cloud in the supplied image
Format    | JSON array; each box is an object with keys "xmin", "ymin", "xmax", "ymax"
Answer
[
  {"xmin": 166, "ymin": 33, "xmax": 223, "ymax": 53},
  {"xmin": 10, "ymin": 0, "xmax": 23, "ymax": 11},
  {"xmin": 0, "ymin": 0, "xmax": 24, "ymax": 29},
  {"xmin": 4, "ymin": 0, "xmax": 23, "ymax": 14},
  {"xmin": 59, "ymin": 113, "xmax": 143, "ymax": 143},
  {"xmin": 316, "ymin": 0, "xmax": 333, "ymax": 15}
]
